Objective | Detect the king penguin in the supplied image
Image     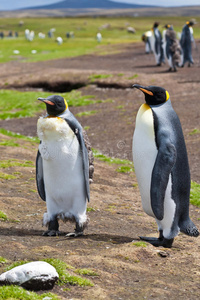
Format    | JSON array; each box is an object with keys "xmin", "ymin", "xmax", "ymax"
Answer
[
  {"xmin": 180, "ymin": 19, "xmax": 197, "ymax": 67},
  {"xmin": 36, "ymin": 95, "xmax": 93, "ymax": 237},
  {"xmin": 132, "ymin": 84, "xmax": 199, "ymax": 248}
]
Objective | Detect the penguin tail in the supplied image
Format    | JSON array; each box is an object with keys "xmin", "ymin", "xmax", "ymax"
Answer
[{"xmin": 180, "ymin": 219, "xmax": 199, "ymax": 237}]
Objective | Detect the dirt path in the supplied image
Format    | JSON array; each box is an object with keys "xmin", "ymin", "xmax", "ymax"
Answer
[{"xmin": 0, "ymin": 42, "xmax": 200, "ymax": 299}]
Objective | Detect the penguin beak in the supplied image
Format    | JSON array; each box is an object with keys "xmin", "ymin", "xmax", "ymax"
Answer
[
  {"xmin": 132, "ymin": 84, "xmax": 154, "ymax": 96},
  {"xmin": 38, "ymin": 98, "xmax": 55, "ymax": 105}
]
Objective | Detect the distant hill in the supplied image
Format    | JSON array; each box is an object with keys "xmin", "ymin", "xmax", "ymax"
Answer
[{"xmin": 25, "ymin": 0, "xmax": 156, "ymax": 10}]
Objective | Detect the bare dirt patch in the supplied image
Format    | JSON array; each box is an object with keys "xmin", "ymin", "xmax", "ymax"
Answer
[{"xmin": 0, "ymin": 42, "xmax": 200, "ymax": 299}]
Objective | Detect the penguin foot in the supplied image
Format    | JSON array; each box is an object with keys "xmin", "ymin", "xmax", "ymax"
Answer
[
  {"xmin": 42, "ymin": 230, "xmax": 61, "ymax": 236},
  {"xmin": 65, "ymin": 231, "xmax": 83, "ymax": 238},
  {"xmin": 139, "ymin": 236, "xmax": 174, "ymax": 248}
]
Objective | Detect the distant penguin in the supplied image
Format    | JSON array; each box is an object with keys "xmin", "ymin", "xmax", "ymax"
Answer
[
  {"xmin": 96, "ymin": 32, "xmax": 102, "ymax": 43},
  {"xmin": 132, "ymin": 84, "xmax": 199, "ymax": 248},
  {"xmin": 163, "ymin": 24, "xmax": 181, "ymax": 72},
  {"xmin": 142, "ymin": 31, "xmax": 153, "ymax": 54},
  {"xmin": 36, "ymin": 95, "xmax": 94, "ymax": 237},
  {"xmin": 180, "ymin": 19, "xmax": 197, "ymax": 67},
  {"xmin": 151, "ymin": 22, "xmax": 165, "ymax": 66}
]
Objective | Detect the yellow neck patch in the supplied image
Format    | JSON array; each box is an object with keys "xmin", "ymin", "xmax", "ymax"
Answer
[
  {"xmin": 64, "ymin": 98, "xmax": 68, "ymax": 111},
  {"xmin": 166, "ymin": 91, "xmax": 170, "ymax": 101}
]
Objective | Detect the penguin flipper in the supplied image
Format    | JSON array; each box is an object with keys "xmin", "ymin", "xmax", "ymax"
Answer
[
  {"xmin": 36, "ymin": 150, "xmax": 46, "ymax": 201},
  {"xmin": 64, "ymin": 115, "xmax": 90, "ymax": 202},
  {"xmin": 151, "ymin": 142, "xmax": 176, "ymax": 220}
]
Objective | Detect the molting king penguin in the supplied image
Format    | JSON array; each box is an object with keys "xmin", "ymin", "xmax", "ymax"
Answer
[
  {"xmin": 132, "ymin": 84, "xmax": 199, "ymax": 248},
  {"xmin": 36, "ymin": 95, "xmax": 94, "ymax": 237}
]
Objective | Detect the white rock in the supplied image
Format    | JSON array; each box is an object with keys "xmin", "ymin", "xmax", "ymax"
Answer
[{"xmin": 0, "ymin": 261, "xmax": 59, "ymax": 290}]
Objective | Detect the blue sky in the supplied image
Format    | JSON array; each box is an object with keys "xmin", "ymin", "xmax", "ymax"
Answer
[{"xmin": 0, "ymin": 0, "xmax": 200, "ymax": 11}]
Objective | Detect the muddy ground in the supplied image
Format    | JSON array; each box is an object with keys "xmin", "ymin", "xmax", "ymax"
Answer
[{"xmin": 0, "ymin": 42, "xmax": 200, "ymax": 299}]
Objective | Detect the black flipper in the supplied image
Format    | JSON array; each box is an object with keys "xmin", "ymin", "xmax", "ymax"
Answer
[
  {"xmin": 151, "ymin": 138, "xmax": 176, "ymax": 220},
  {"xmin": 63, "ymin": 113, "xmax": 90, "ymax": 202},
  {"xmin": 36, "ymin": 149, "xmax": 46, "ymax": 201}
]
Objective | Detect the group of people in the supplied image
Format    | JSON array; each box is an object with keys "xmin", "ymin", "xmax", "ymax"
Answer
[{"xmin": 142, "ymin": 19, "xmax": 197, "ymax": 71}]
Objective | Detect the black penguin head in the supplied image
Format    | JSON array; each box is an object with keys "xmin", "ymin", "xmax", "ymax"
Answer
[
  {"xmin": 38, "ymin": 95, "xmax": 68, "ymax": 116},
  {"xmin": 132, "ymin": 84, "xmax": 170, "ymax": 106},
  {"xmin": 153, "ymin": 22, "xmax": 160, "ymax": 28},
  {"xmin": 188, "ymin": 19, "xmax": 197, "ymax": 26}
]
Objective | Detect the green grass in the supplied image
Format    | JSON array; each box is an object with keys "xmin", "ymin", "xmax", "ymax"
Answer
[
  {"xmin": 127, "ymin": 74, "xmax": 138, "ymax": 80},
  {"xmin": 87, "ymin": 206, "xmax": 96, "ymax": 212},
  {"xmin": 93, "ymin": 149, "xmax": 134, "ymax": 173},
  {"xmin": 75, "ymin": 268, "xmax": 99, "ymax": 276},
  {"xmin": 189, "ymin": 128, "xmax": 200, "ymax": 135},
  {"xmin": 0, "ymin": 172, "xmax": 16, "ymax": 180},
  {"xmin": 43, "ymin": 258, "xmax": 94, "ymax": 287},
  {"xmin": 0, "ymin": 257, "xmax": 7, "ymax": 264},
  {"xmin": 132, "ymin": 241, "xmax": 147, "ymax": 247},
  {"xmin": 0, "ymin": 90, "xmax": 99, "ymax": 120},
  {"xmin": 116, "ymin": 165, "xmax": 134, "ymax": 173},
  {"xmin": 0, "ymin": 16, "xmax": 199, "ymax": 64},
  {"xmin": 76, "ymin": 110, "xmax": 98, "ymax": 117},
  {"xmin": 0, "ymin": 139, "xmax": 20, "ymax": 147},
  {"xmin": 0, "ymin": 128, "xmax": 39, "ymax": 143},
  {"xmin": 190, "ymin": 181, "xmax": 200, "ymax": 207},
  {"xmin": 0, "ymin": 159, "xmax": 34, "ymax": 169},
  {"xmin": 89, "ymin": 74, "xmax": 113, "ymax": 82},
  {"xmin": 0, "ymin": 286, "xmax": 59, "ymax": 300},
  {"xmin": 93, "ymin": 149, "xmax": 133, "ymax": 165},
  {"xmin": 5, "ymin": 259, "xmax": 94, "ymax": 288},
  {"xmin": 0, "ymin": 211, "xmax": 8, "ymax": 221}
]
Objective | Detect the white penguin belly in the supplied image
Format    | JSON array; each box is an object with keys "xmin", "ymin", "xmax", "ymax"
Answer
[
  {"xmin": 132, "ymin": 104, "xmax": 157, "ymax": 217},
  {"xmin": 37, "ymin": 117, "xmax": 86, "ymax": 219}
]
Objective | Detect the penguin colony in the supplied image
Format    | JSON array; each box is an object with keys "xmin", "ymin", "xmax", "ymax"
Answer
[
  {"xmin": 29, "ymin": 18, "xmax": 197, "ymax": 248},
  {"xmin": 35, "ymin": 88, "xmax": 199, "ymax": 248},
  {"xmin": 142, "ymin": 19, "xmax": 197, "ymax": 71}
]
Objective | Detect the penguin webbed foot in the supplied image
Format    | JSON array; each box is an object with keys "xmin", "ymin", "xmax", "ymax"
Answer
[
  {"xmin": 43, "ymin": 218, "xmax": 60, "ymax": 236},
  {"xmin": 139, "ymin": 235, "xmax": 174, "ymax": 248},
  {"xmin": 65, "ymin": 231, "xmax": 83, "ymax": 238},
  {"xmin": 42, "ymin": 230, "xmax": 61, "ymax": 236},
  {"xmin": 65, "ymin": 223, "xmax": 84, "ymax": 238}
]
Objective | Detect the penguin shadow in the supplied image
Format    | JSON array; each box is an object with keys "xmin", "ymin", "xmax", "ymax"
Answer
[
  {"xmin": 65, "ymin": 233, "xmax": 136, "ymax": 244},
  {"xmin": 0, "ymin": 227, "xmax": 44, "ymax": 237},
  {"xmin": 135, "ymin": 64, "xmax": 159, "ymax": 69},
  {"xmin": 0, "ymin": 227, "xmax": 137, "ymax": 244}
]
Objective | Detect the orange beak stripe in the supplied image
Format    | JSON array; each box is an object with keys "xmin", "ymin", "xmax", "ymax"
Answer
[
  {"xmin": 139, "ymin": 88, "xmax": 154, "ymax": 96},
  {"xmin": 44, "ymin": 100, "xmax": 55, "ymax": 106}
]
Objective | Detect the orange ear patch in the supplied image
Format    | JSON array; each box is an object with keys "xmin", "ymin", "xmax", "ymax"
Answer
[
  {"xmin": 44, "ymin": 100, "xmax": 55, "ymax": 105},
  {"xmin": 139, "ymin": 88, "xmax": 154, "ymax": 96}
]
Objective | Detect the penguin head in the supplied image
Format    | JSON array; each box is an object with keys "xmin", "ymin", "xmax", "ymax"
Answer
[
  {"xmin": 153, "ymin": 22, "xmax": 160, "ymax": 28},
  {"xmin": 38, "ymin": 95, "xmax": 68, "ymax": 116},
  {"xmin": 132, "ymin": 84, "xmax": 170, "ymax": 106}
]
